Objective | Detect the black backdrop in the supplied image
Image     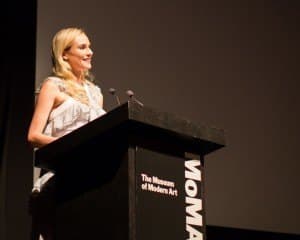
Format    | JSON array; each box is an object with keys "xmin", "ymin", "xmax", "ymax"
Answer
[{"xmin": 0, "ymin": 1, "xmax": 36, "ymax": 240}]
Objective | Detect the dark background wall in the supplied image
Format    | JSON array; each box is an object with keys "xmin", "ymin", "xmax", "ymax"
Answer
[
  {"xmin": 1, "ymin": 2, "xmax": 36, "ymax": 240},
  {"xmin": 35, "ymin": 0, "xmax": 299, "ymax": 236}
]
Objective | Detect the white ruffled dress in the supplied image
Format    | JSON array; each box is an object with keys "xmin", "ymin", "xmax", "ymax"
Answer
[{"xmin": 33, "ymin": 76, "xmax": 106, "ymax": 192}]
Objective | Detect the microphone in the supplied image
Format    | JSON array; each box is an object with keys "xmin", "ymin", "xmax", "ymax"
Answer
[
  {"xmin": 109, "ymin": 88, "xmax": 121, "ymax": 106},
  {"xmin": 126, "ymin": 90, "xmax": 144, "ymax": 107}
]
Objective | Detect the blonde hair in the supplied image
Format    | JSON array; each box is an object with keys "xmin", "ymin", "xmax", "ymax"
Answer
[{"xmin": 51, "ymin": 27, "xmax": 93, "ymax": 105}]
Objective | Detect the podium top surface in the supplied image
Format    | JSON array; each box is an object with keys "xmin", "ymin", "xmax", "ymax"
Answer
[{"xmin": 35, "ymin": 101, "xmax": 225, "ymax": 170}]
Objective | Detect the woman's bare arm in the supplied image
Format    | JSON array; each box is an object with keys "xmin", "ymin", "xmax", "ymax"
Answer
[{"xmin": 27, "ymin": 80, "xmax": 59, "ymax": 148}]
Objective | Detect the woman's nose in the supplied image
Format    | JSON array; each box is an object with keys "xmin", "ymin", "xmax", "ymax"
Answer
[{"xmin": 87, "ymin": 48, "xmax": 93, "ymax": 56}]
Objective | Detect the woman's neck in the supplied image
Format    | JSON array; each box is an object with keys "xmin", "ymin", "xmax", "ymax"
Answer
[{"xmin": 72, "ymin": 71, "xmax": 85, "ymax": 85}]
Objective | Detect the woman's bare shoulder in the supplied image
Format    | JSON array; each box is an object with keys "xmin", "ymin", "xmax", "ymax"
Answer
[{"xmin": 37, "ymin": 76, "xmax": 65, "ymax": 93}]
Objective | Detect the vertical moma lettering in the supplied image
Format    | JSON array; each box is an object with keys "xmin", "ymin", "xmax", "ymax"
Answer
[{"xmin": 185, "ymin": 160, "xmax": 203, "ymax": 240}]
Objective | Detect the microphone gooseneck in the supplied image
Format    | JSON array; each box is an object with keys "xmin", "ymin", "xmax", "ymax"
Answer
[
  {"xmin": 126, "ymin": 89, "xmax": 144, "ymax": 107},
  {"xmin": 109, "ymin": 88, "xmax": 121, "ymax": 106}
]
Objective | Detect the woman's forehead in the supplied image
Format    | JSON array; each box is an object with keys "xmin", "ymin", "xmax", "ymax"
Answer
[{"xmin": 73, "ymin": 34, "xmax": 90, "ymax": 45}]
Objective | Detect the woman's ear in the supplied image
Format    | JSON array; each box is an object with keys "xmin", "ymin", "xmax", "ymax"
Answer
[{"xmin": 62, "ymin": 55, "xmax": 68, "ymax": 61}]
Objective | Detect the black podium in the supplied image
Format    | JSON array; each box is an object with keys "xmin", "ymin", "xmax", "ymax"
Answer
[{"xmin": 35, "ymin": 101, "xmax": 225, "ymax": 240}]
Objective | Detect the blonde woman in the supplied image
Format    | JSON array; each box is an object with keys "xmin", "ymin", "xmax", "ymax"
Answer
[{"xmin": 28, "ymin": 27, "xmax": 106, "ymax": 240}]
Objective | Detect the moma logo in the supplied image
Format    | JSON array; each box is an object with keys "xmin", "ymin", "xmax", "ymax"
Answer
[{"xmin": 185, "ymin": 159, "xmax": 203, "ymax": 240}]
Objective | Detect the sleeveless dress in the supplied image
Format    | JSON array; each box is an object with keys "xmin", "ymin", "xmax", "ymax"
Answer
[{"xmin": 32, "ymin": 76, "xmax": 106, "ymax": 192}]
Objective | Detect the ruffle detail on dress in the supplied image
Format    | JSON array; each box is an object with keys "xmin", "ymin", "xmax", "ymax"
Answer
[{"xmin": 44, "ymin": 98, "xmax": 93, "ymax": 137}]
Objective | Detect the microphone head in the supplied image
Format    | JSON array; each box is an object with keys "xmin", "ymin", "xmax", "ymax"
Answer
[
  {"xmin": 109, "ymin": 88, "xmax": 116, "ymax": 95},
  {"xmin": 126, "ymin": 90, "xmax": 134, "ymax": 97}
]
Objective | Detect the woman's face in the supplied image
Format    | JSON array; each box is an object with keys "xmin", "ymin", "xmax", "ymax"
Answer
[{"xmin": 63, "ymin": 34, "xmax": 93, "ymax": 76}]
